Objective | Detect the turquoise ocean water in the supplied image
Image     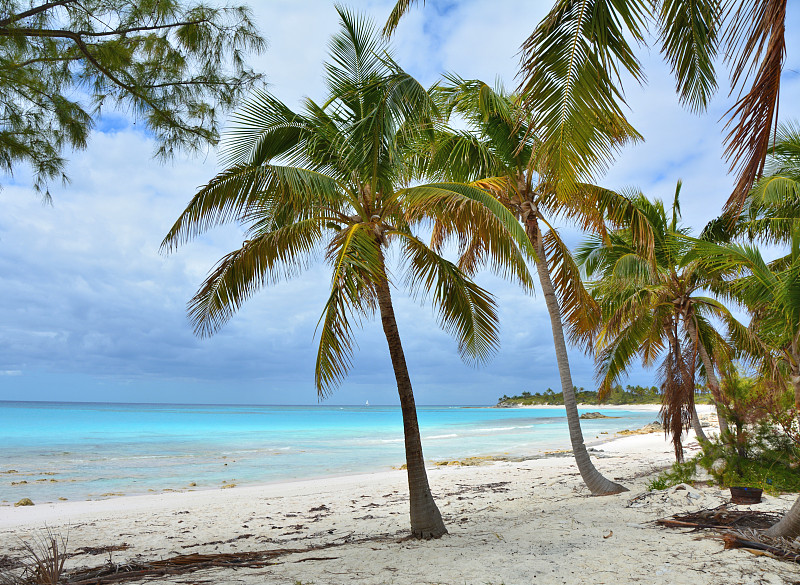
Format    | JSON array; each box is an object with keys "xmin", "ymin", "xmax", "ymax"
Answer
[{"xmin": 0, "ymin": 401, "xmax": 657, "ymax": 504}]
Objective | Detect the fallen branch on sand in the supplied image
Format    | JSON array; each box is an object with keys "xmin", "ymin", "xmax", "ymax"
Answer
[
  {"xmin": 656, "ymin": 505, "xmax": 782, "ymax": 531},
  {"xmin": 722, "ymin": 531, "xmax": 800, "ymax": 563},
  {"xmin": 56, "ymin": 535, "xmax": 397, "ymax": 584},
  {"xmin": 657, "ymin": 505, "xmax": 800, "ymax": 564}
]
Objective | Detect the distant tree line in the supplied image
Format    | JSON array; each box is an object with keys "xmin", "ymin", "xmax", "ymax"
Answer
[{"xmin": 498, "ymin": 385, "xmax": 714, "ymax": 406}]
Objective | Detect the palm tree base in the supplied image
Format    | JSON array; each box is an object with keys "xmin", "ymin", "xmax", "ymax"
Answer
[
  {"xmin": 411, "ymin": 525, "xmax": 448, "ymax": 539},
  {"xmin": 589, "ymin": 483, "xmax": 629, "ymax": 496},
  {"xmin": 765, "ymin": 495, "xmax": 800, "ymax": 539}
]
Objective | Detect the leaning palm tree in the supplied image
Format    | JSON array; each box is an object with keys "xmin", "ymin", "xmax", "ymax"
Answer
[
  {"xmin": 161, "ymin": 8, "xmax": 531, "ymax": 539},
  {"xmin": 577, "ymin": 185, "xmax": 738, "ymax": 460},
  {"xmin": 689, "ymin": 235, "xmax": 800, "ymax": 538},
  {"xmin": 418, "ymin": 76, "xmax": 636, "ymax": 494},
  {"xmin": 386, "ymin": 0, "xmax": 788, "ymax": 209}
]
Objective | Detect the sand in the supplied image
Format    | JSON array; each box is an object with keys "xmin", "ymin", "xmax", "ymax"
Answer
[{"xmin": 1, "ymin": 407, "xmax": 798, "ymax": 584}]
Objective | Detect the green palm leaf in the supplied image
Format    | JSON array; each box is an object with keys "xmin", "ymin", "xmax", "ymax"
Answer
[
  {"xmin": 398, "ymin": 232, "xmax": 499, "ymax": 365},
  {"xmin": 188, "ymin": 218, "xmax": 325, "ymax": 337},
  {"xmin": 517, "ymin": 0, "xmax": 646, "ymax": 191}
]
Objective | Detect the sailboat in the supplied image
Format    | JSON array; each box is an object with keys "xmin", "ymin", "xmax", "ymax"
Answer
[{"xmin": 365, "ymin": 400, "xmax": 369, "ymax": 406}]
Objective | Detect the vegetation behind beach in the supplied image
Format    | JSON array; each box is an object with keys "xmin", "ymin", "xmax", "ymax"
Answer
[{"xmin": 497, "ymin": 385, "xmax": 714, "ymax": 406}]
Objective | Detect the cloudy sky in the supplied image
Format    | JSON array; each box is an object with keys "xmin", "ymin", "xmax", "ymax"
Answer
[{"xmin": 2, "ymin": 1, "xmax": 800, "ymax": 406}]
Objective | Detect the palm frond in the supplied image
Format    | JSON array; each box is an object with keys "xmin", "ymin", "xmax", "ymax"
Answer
[
  {"xmin": 402, "ymin": 182, "xmax": 537, "ymax": 276},
  {"xmin": 398, "ymin": 232, "xmax": 499, "ymax": 365},
  {"xmin": 595, "ymin": 311, "xmax": 656, "ymax": 396},
  {"xmin": 658, "ymin": 334, "xmax": 695, "ymax": 461},
  {"xmin": 542, "ymin": 228, "xmax": 598, "ymax": 352},
  {"xmin": 218, "ymin": 89, "xmax": 308, "ymax": 168},
  {"xmin": 517, "ymin": 0, "xmax": 646, "ymax": 191},
  {"xmin": 722, "ymin": 0, "xmax": 787, "ymax": 209},
  {"xmin": 315, "ymin": 222, "xmax": 383, "ymax": 396},
  {"xmin": 382, "ymin": 0, "xmax": 423, "ymax": 36},
  {"xmin": 188, "ymin": 219, "xmax": 325, "ymax": 337},
  {"xmin": 161, "ymin": 165, "xmax": 349, "ymax": 252},
  {"xmin": 656, "ymin": 0, "xmax": 721, "ymax": 112}
]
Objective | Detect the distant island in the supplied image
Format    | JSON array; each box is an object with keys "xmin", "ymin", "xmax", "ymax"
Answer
[{"xmin": 497, "ymin": 384, "xmax": 714, "ymax": 406}]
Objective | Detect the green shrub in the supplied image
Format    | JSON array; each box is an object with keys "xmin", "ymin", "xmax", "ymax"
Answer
[
  {"xmin": 647, "ymin": 458, "xmax": 698, "ymax": 491},
  {"xmin": 698, "ymin": 422, "xmax": 800, "ymax": 495}
]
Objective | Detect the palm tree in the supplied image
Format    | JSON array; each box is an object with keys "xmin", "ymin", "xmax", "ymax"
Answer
[
  {"xmin": 700, "ymin": 120, "xmax": 800, "ymax": 417},
  {"xmin": 576, "ymin": 185, "xmax": 738, "ymax": 460},
  {"xmin": 161, "ymin": 9, "xmax": 531, "ymax": 539},
  {"xmin": 691, "ymin": 121, "xmax": 800, "ymax": 539},
  {"xmin": 419, "ymin": 76, "xmax": 632, "ymax": 494},
  {"xmin": 385, "ymin": 0, "xmax": 789, "ymax": 209},
  {"xmin": 689, "ymin": 236, "xmax": 800, "ymax": 538}
]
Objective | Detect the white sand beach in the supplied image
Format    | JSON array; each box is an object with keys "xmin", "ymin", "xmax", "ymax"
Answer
[{"xmin": 1, "ymin": 409, "xmax": 798, "ymax": 584}]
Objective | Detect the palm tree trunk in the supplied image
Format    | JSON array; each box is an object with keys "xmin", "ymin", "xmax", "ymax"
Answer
[
  {"xmin": 765, "ymin": 495, "xmax": 800, "ymax": 538},
  {"xmin": 690, "ymin": 406, "xmax": 708, "ymax": 443},
  {"xmin": 791, "ymin": 373, "xmax": 800, "ymax": 427},
  {"xmin": 685, "ymin": 316, "xmax": 730, "ymax": 439},
  {"xmin": 374, "ymin": 256, "xmax": 446, "ymax": 539},
  {"xmin": 529, "ymin": 222, "xmax": 627, "ymax": 495}
]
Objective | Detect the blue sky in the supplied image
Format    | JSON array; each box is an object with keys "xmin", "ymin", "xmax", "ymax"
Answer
[{"xmin": 1, "ymin": 1, "xmax": 800, "ymax": 405}]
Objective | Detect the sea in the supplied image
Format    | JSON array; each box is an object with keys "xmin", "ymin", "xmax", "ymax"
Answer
[{"xmin": 0, "ymin": 401, "xmax": 658, "ymax": 504}]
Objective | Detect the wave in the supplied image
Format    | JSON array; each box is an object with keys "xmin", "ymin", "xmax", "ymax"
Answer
[{"xmin": 475, "ymin": 425, "xmax": 535, "ymax": 432}]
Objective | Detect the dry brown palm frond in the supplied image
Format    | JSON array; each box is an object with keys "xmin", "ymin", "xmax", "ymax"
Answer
[
  {"xmin": 659, "ymin": 322, "xmax": 696, "ymax": 461},
  {"xmin": 722, "ymin": 0, "xmax": 787, "ymax": 211},
  {"xmin": 0, "ymin": 529, "xmax": 69, "ymax": 585},
  {"xmin": 723, "ymin": 528, "xmax": 800, "ymax": 562}
]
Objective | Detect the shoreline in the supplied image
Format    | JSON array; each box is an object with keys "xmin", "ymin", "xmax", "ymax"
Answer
[
  {"xmin": 0, "ymin": 405, "xmax": 680, "ymax": 508},
  {"xmin": 0, "ymin": 407, "xmax": 710, "ymax": 524},
  {"xmin": 502, "ymin": 403, "xmax": 715, "ymax": 412},
  {"xmin": 2, "ymin": 424, "xmax": 797, "ymax": 585}
]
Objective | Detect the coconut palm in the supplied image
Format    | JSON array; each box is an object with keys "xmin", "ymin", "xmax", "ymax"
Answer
[
  {"xmin": 698, "ymin": 121, "xmax": 800, "ymax": 416},
  {"xmin": 691, "ymin": 240, "xmax": 800, "ymax": 425},
  {"xmin": 688, "ymin": 235, "xmax": 800, "ymax": 538},
  {"xmin": 689, "ymin": 121, "xmax": 800, "ymax": 539},
  {"xmin": 161, "ymin": 9, "xmax": 531, "ymax": 539},
  {"xmin": 418, "ymin": 76, "xmax": 638, "ymax": 494},
  {"xmin": 385, "ymin": 0, "xmax": 788, "ymax": 208},
  {"xmin": 576, "ymin": 185, "xmax": 739, "ymax": 460}
]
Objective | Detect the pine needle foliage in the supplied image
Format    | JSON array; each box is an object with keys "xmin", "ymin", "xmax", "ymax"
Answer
[{"xmin": 0, "ymin": 0, "xmax": 265, "ymax": 198}]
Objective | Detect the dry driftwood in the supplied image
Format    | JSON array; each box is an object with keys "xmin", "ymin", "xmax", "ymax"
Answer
[
  {"xmin": 657, "ymin": 505, "xmax": 800, "ymax": 565},
  {"xmin": 656, "ymin": 504, "xmax": 782, "ymax": 532},
  {"xmin": 59, "ymin": 534, "xmax": 392, "ymax": 584}
]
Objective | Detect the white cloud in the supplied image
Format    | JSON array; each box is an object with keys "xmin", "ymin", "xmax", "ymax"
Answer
[{"xmin": 1, "ymin": 2, "xmax": 799, "ymax": 404}]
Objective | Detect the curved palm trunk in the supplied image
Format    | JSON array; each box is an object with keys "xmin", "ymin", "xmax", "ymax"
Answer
[
  {"xmin": 529, "ymin": 223, "xmax": 627, "ymax": 495},
  {"xmin": 690, "ymin": 406, "xmax": 708, "ymax": 443},
  {"xmin": 374, "ymin": 258, "xmax": 446, "ymax": 539},
  {"xmin": 685, "ymin": 317, "xmax": 730, "ymax": 439},
  {"xmin": 766, "ymin": 495, "xmax": 800, "ymax": 538}
]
